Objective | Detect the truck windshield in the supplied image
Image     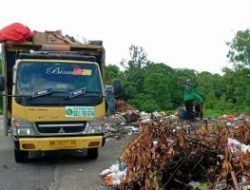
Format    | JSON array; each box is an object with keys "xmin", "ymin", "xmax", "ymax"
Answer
[{"xmin": 17, "ymin": 61, "xmax": 102, "ymax": 96}]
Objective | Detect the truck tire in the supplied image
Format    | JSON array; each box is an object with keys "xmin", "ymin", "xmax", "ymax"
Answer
[
  {"xmin": 87, "ymin": 148, "xmax": 98, "ymax": 159},
  {"xmin": 113, "ymin": 80, "xmax": 122, "ymax": 96},
  {"xmin": 14, "ymin": 143, "xmax": 28, "ymax": 163}
]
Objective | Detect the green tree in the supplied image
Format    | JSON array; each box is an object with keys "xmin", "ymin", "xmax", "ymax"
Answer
[
  {"xmin": 226, "ymin": 29, "xmax": 250, "ymax": 113},
  {"xmin": 227, "ymin": 29, "xmax": 250, "ymax": 67},
  {"xmin": 144, "ymin": 63, "xmax": 175, "ymax": 109},
  {"xmin": 129, "ymin": 93, "xmax": 159, "ymax": 112},
  {"xmin": 104, "ymin": 65, "xmax": 121, "ymax": 84},
  {"xmin": 144, "ymin": 73, "xmax": 172, "ymax": 110},
  {"xmin": 123, "ymin": 45, "xmax": 149, "ymax": 94},
  {"xmin": 128, "ymin": 45, "xmax": 148, "ymax": 69}
]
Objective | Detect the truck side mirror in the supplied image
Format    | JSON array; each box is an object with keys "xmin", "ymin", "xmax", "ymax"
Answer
[
  {"xmin": 0, "ymin": 75, "xmax": 5, "ymax": 91},
  {"xmin": 113, "ymin": 80, "xmax": 122, "ymax": 96}
]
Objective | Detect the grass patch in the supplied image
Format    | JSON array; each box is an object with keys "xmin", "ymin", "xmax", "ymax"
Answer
[{"xmin": 204, "ymin": 109, "xmax": 236, "ymax": 118}]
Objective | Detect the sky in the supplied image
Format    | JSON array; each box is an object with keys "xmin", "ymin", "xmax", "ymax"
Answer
[{"xmin": 0, "ymin": 0, "xmax": 249, "ymax": 74}]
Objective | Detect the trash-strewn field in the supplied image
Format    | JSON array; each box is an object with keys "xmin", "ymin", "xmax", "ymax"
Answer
[{"xmin": 101, "ymin": 101, "xmax": 250, "ymax": 190}]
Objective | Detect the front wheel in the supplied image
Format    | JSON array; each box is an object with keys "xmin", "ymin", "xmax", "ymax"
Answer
[
  {"xmin": 87, "ymin": 148, "xmax": 98, "ymax": 159},
  {"xmin": 14, "ymin": 142, "xmax": 29, "ymax": 163}
]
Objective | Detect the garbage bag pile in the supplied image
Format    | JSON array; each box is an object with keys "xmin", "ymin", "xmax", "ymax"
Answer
[{"xmin": 101, "ymin": 114, "xmax": 250, "ymax": 190}]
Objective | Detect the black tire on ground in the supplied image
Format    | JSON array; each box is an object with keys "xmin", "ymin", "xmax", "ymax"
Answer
[
  {"xmin": 14, "ymin": 143, "xmax": 29, "ymax": 163},
  {"xmin": 87, "ymin": 148, "xmax": 98, "ymax": 159}
]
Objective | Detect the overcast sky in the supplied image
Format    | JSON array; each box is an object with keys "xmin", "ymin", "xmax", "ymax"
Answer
[{"xmin": 0, "ymin": 0, "xmax": 249, "ymax": 73}]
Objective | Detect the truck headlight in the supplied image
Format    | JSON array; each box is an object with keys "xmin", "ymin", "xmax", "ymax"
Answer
[
  {"xmin": 11, "ymin": 117, "xmax": 35, "ymax": 136},
  {"xmin": 85, "ymin": 118, "xmax": 104, "ymax": 134}
]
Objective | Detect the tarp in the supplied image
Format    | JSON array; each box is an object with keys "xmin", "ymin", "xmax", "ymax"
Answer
[{"xmin": 0, "ymin": 23, "xmax": 33, "ymax": 43}]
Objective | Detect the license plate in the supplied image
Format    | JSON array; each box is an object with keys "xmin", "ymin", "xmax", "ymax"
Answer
[{"xmin": 49, "ymin": 140, "xmax": 76, "ymax": 148}]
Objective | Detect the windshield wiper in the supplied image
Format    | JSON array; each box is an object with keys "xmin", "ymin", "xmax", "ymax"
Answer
[
  {"xmin": 66, "ymin": 87, "xmax": 87, "ymax": 99},
  {"xmin": 31, "ymin": 88, "xmax": 53, "ymax": 99}
]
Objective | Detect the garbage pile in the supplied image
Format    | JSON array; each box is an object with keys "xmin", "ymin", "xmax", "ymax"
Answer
[
  {"xmin": 115, "ymin": 100, "xmax": 135, "ymax": 113},
  {"xmin": 0, "ymin": 22, "xmax": 92, "ymax": 45},
  {"xmin": 104, "ymin": 110, "xmax": 140, "ymax": 140},
  {"xmin": 104, "ymin": 104, "xmax": 174, "ymax": 140},
  {"xmin": 101, "ymin": 114, "xmax": 250, "ymax": 190},
  {"xmin": 104, "ymin": 110, "xmax": 171, "ymax": 140},
  {"xmin": 104, "ymin": 100, "xmax": 141, "ymax": 140},
  {"xmin": 32, "ymin": 30, "xmax": 83, "ymax": 45},
  {"xmin": 99, "ymin": 158, "xmax": 127, "ymax": 186}
]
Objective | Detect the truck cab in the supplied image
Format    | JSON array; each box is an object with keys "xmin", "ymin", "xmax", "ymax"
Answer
[{"xmin": 0, "ymin": 35, "xmax": 114, "ymax": 162}]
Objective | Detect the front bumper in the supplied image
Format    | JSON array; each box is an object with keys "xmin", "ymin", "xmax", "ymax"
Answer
[{"xmin": 18, "ymin": 136, "xmax": 105, "ymax": 151}]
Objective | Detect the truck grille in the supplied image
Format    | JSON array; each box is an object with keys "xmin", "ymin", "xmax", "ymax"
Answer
[{"xmin": 36, "ymin": 122, "xmax": 86, "ymax": 134}]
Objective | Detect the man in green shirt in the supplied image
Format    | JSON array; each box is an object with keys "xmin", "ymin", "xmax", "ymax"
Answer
[
  {"xmin": 178, "ymin": 78, "xmax": 205, "ymax": 120},
  {"xmin": 183, "ymin": 78, "xmax": 198, "ymax": 119}
]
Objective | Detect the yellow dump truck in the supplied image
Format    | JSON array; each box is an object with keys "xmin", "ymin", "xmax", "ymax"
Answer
[{"xmin": 0, "ymin": 32, "xmax": 120, "ymax": 162}]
